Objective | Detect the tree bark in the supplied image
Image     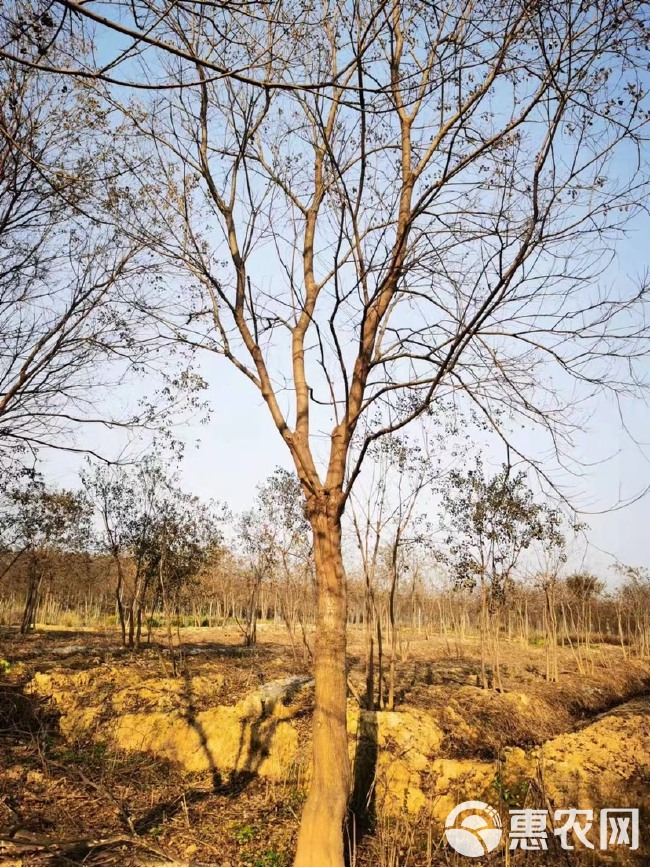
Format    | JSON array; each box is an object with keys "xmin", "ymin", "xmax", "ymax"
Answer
[
  {"xmin": 21, "ymin": 562, "xmax": 42, "ymax": 635},
  {"xmin": 294, "ymin": 500, "xmax": 350, "ymax": 867},
  {"xmin": 113, "ymin": 553, "xmax": 126, "ymax": 646},
  {"xmin": 387, "ymin": 552, "xmax": 398, "ymax": 711},
  {"xmin": 479, "ymin": 579, "xmax": 488, "ymax": 689},
  {"xmin": 245, "ymin": 576, "xmax": 259, "ymax": 646},
  {"xmin": 364, "ymin": 586, "xmax": 375, "ymax": 711}
]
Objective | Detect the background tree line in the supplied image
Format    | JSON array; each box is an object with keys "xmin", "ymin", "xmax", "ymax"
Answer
[{"xmin": 2, "ymin": 457, "xmax": 650, "ymax": 689}]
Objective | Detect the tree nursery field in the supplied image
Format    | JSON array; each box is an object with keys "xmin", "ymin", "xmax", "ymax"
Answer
[{"xmin": 1, "ymin": 621, "xmax": 649, "ymax": 866}]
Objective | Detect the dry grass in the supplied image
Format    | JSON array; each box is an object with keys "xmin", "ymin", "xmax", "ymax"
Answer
[{"xmin": 1, "ymin": 623, "xmax": 649, "ymax": 866}]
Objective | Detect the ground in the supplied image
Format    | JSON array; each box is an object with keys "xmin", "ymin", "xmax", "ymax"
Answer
[{"xmin": 1, "ymin": 624, "xmax": 649, "ymax": 866}]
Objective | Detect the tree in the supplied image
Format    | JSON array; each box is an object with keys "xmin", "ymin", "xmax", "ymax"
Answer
[
  {"xmin": 565, "ymin": 571, "xmax": 605, "ymax": 601},
  {"xmin": 0, "ymin": 48, "xmax": 205, "ymax": 474},
  {"xmin": 254, "ymin": 469, "xmax": 314, "ymax": 660},
  {"xmin": 238, "ymin": 500, "xmax": 280, "ymax": 648},
  {"xmin": 0, "ymin": 479, "xmax": 92, "ymax": 632},
  {"xmin": 536, "ymin": 554, "xmax": 565, "ymax": 683},
  {"xmin": 615, "ymin": 565, "xmax": 650, "ymax": 657},
  {"xmin": 0, "ymin": 0, "xmax": 369, "ymax": 91},
  {"xmin": 439, "ymin": 458, "xmax": 565, "ymax": 689},
  {"xmin": 138, "ymin": 483, "xmax": 224, "ymax": 670},
  {"xmin": 563, "ymin": 569, "xmax": 605, "ymax": 668},
  {"xmin": 350, "ymin": 432, "xmax": 443, "ymax": 710},
  {"xmin": 82, "ymin": 456, "xmax": 223, "ymax": 649},
  {"xmin": 82, "ymin": 458, "xmax": 166, "ymax": 647},
  {"xmin": 81, "ymin": 462, "xmax": 137, "ymax": 645},
  {"xmin": 238, "ymin": 469, "xmax": 313, "ymax": 652},
  {"xmin": 60, "ymin": 3, "xmax": 650, "ymax": 863}
]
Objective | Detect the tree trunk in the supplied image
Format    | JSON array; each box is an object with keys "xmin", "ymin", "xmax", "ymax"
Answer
[
  {"xmin": 21, "ymin": 562, "xmax": 42, "ymax": 635},
  {"xmin": 364, "ymin": 586, "xmax": 375, "ymax": 711},
  {"xmin": 113, "ymin": 553, "xmax": 126, "ymax": 646},
  {"xmin": 492, "ymin": 617, "xmax": 503, "ymax": 692},
  {"xmin": 294, "ymin": 503, "xmax": 350, "ymax": 867},
  {"xmin": 387, "ymin": 555, "xmax": 398, "ymax": 711},
  {"xmin": 376, "ymin": 608, "xmax": 384, "ymax": 708},
  {"xmin": 244, "ymin": 574, "xmax": 260, "ymax": 646},
  {"xmin": 128, "ymin": 603, "xmax": 135, "ymax": 647},
  {"xmin": 479, "ymin": 579, "xmax": 488, "ymax": 689}
]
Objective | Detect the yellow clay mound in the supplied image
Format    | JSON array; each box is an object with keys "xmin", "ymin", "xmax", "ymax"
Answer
[
  {"xmin": 502, "ymin": 695, "xmax": 650, "ymax": 809},
  {"xmin": 28, "ymin": 667, "xmax": 650, "ymax": 825}
]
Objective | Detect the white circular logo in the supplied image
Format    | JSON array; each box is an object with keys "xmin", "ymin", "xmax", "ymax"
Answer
[{"xmin": 444, "ymin": 800, "xmax": 503, "ymax": 857}]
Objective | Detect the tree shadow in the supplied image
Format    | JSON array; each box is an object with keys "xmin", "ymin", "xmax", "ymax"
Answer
[
  {"xmin": 347, "ymin": 710, "xmax": 378, "ymax": 861},
  {"xmin": 133, "ymin": 786, "xmax": 214, "ymax": 834},
  {"xmin": 0, "ymin": 678, "xmax": 60, "ymax": 742},
  {"xmin": 229, "ymin": 713, "xmax": 277, "ymax": 791},
  {"xmin": 133, "ymin": 674, "xmax": 288, "ymax": 835},
  {"xmin": 179, "ymin": 671, "xmax": 288, "ymax": 798}
]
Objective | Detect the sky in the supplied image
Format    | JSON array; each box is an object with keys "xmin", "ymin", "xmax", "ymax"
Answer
[
  {"xmin": 33, "ymin": 9, "xmax": 650, "ymax": 584},
  {"xmin": 39, "ymin": 182, "xmax": 650, "ymax": 584},
  {"xmin": 41, "ymin": 328, "xmax": 650, "ymax": 584}
]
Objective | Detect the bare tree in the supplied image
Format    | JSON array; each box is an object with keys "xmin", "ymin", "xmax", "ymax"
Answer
[
  {"xmin": 350, "ymin": 429, "xmax": 448, "ymax": 710},
  {"xmin": 538, "ymin": 559, "xmax": 564, "ymax": 683},
  {"xmin": 0, "ymin": 0, "xmax": 385, "ymax": 92},
  {"xmin": 237, "ymin": 506, "xmax": 276, "ymax": 647},
  {"xmin": 0, "ymin": 53, "xmax": 202, "ymax": 472},
  {"xmin": 81, "ymin": 462, "xmax": 132, "ymax": 644},
  {"xmin": 79, "ymin": 3, "xmax": 650, "ymax": 863},
  {"xmin": 615, "ymin": 565, "xmax": 650, "ymax": 657}
]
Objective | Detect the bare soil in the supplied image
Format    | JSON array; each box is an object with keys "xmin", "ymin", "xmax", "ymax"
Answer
[{"xmin": 1, "ymin": 624, "xmax": 649, "ymax": 866}]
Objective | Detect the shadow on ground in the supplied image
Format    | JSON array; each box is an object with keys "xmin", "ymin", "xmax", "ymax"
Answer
[{"xmin": 348, "ymin": 710, "xmax": 379, "ymax": 860}]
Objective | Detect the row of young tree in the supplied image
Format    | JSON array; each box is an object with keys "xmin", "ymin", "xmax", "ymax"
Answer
[
  {"xmin": 3, "ymin": 456, "xmax": 650, "ymax": 689},
  {"xmin": 2, "ymin": 1, "xmax": 649, "ymax": 862}
]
